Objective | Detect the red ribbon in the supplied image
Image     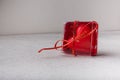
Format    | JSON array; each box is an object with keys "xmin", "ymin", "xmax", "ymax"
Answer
[{"xmin": 38, "ymin": 21, "xmax": 98, "ymax": 56}]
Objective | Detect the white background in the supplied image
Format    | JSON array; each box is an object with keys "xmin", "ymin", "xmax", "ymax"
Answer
[
  {"xmin": 0, "ymin": 0, "xmax": 120, "ymax": 35},
  {"xmin": 1, "ymin": 1, "xmax": 120, "ymax": 80},
  {"xmin": 0, "ymin": 32, "xmax": 120, "ymax": 80}
]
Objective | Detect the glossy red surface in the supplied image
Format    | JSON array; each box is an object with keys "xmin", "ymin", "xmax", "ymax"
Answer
[{"xmin": 63, "ymin": 21, "xmax": 98, "ymax": 56}]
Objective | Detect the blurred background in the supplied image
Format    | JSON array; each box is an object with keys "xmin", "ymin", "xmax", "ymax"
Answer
[
  {"xmin": 0, "ymin": 0, "xmax": 120, "ymax": 35},
  {"xmin": 1, "ymin": 1, "xmax": 120, "ymax": 80}
]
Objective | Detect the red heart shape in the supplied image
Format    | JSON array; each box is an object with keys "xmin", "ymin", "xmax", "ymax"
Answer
[{"xmin": 63, "ymin": 21, "xmax": 98, "ymax": 56}]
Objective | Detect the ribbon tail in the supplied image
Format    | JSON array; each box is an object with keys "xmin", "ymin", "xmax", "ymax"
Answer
[
  {"xmin": 38, "ymin": 40, "xmax": 71, "ymax": 53},
  {"xmin": 38, "ymin": 47, "xmax": 57, "ymax": 53}
]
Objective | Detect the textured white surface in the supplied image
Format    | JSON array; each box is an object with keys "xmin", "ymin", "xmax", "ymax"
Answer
[{"xmin": 0, "ymin": 32, "xmax": 120, "ymax": 80}]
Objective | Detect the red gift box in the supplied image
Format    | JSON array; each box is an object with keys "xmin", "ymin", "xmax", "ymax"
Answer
[
  {"xmin": 38, "ymin": 21, "xmax": 98, "ymax": 56},
  {"xmin": 63, "ymin": 21, "xmax": 98, "ymax": 56}
]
